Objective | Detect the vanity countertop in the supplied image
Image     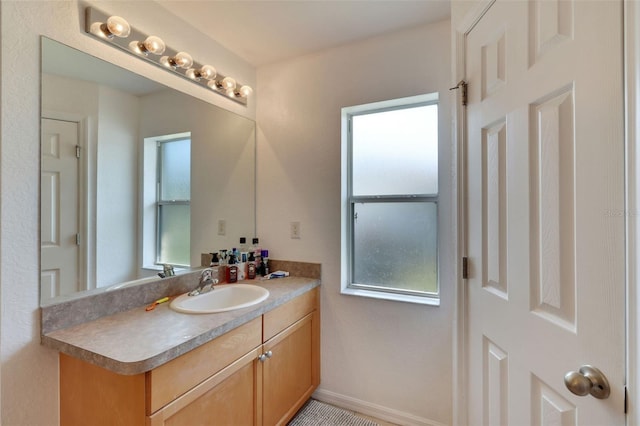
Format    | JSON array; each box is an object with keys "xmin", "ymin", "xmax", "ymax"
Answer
[{"xmin": 41, "ymin": 277, "xmax": 320, "ymax": 375}]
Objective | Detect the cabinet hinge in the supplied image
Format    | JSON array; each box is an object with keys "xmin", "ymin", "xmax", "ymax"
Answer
[
  {"xmin": 449, "ymin": 80, "xmax": 468, "ymax": 106},
  {"xmin": 76, "ymin": 145, "xmax": 81, "ymax": 159},
  {"xmin": 76, "ymin": 233, "xmax": 81, "ymax": 246},
  {"xmin": 462, "ymin": 257, "xmax": 469, "ymax": 279}
]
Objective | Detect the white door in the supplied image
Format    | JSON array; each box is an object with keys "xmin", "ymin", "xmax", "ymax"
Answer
[
  {"xmin": 41, "ymin": 118, "xmax": 80, "ymax": 302},
  {"xmin": 465, "ymin": 0, "xmax": 625, "ymax": 424}
]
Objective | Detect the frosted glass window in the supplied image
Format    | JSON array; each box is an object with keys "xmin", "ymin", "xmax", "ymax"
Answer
[
  {"xmin": 352, "ymin": 104, "xmax": 438, "ymax": 196},
  {"xmin": 353, "ymin": 202, "xmax": 437, "ymax": 294},
  {"xmin": 158, "ymin": 204, "xmax": 190, "ymax": 266},
  {"xmin": 157, "ymin": 137, "xmax": 191, "ymax": 266},
  {"xmin": 160, "ymin": 138, "xmax": 190, "ymax": 200},
  {"xmin": 343, "ymin": 94, "xmax": 439, "ymax": 303}
]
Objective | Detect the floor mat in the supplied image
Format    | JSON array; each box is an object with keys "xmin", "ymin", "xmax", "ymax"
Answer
[{"xmin": 288, "ymin": 399, "xmax": 379, "ymax": 426}]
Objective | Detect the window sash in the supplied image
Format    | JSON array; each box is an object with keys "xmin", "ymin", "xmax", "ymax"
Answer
[
  {"xmin": 345, "ymin": 97, "xmax": 439, "ymax": 300},
  {"xmin": 156, "ymin": 202, "xmax": 190, "ymax": 266},
  {"xmin": 347, "ymin": 198, "xmax": 439, "ymax": 297}
]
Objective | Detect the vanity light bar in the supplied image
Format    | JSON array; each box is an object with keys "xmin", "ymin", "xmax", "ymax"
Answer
[{"xmin": 84, "ymin": 7, "xmax": 252, "ymax": 105}]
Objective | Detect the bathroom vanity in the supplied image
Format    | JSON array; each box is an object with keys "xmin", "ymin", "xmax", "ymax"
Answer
[
  {"xmin": 41, "ymin": 268, "xmax": 320, "ymax": 426},
  {"xmin": 39, "ymin": 35, "xmax": 320, "ymax": 426}
]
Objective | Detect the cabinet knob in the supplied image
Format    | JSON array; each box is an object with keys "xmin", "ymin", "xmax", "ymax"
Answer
[{"xmin": 258, "ymin": 351, "xmax": 273, "ymax": 362}]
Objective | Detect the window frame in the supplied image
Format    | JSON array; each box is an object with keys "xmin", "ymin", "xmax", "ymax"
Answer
[
  {"xmin": 155, "ymin": 136, "xmax": 191, "ymax": 267},
  {"xmin": 341, "ymin": 93, "xmax": 440, "ymax": 306}
]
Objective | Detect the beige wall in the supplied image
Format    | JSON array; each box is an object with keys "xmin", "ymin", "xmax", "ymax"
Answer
[
  {"xmin": 0, "ymin": 1, "xmax": 254, "ymax": 424},
  {"xmin": 1, "ymin": 1, "xmax": 455, "ymax": 424},
  {"xmin": 256, "ymin": 20, "xmax": 454, "ymax": 425}
]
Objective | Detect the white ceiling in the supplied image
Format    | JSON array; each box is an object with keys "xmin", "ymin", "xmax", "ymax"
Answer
[{"xmin": 155, "ymin": 0, "xmax": 451, "ymax": 66}]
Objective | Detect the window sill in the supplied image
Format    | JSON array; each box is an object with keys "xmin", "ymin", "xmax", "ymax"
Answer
[{"xmin": 341, "ymin": 286, "xmax": 440, "ymax": 306}]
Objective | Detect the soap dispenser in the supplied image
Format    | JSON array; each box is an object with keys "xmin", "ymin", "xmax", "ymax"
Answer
[
  {"xmin": 247, "ymin": 252, "xmax": 256, "ymax": 279},
  {"xmin": 226, "ymin": 255, "xmax": 238, "ymax": 283}
]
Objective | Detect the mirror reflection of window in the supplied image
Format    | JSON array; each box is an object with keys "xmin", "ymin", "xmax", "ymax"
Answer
[
  {"xmin": 143, "ymin": 132, "xmax": 191, "ymax": 269},
  {"xmin": 157, "ymin": 137, "xmax": 191, "ymax": 266}
]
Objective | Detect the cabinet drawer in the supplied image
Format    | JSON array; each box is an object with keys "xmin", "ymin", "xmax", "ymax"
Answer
[
  {"xmin": 263, "ymin": 287, "xmax": 318, "ymax": 342},
  {"xmin": 147, "ymin": 317, "xmax": 261, "ymax": 414}
]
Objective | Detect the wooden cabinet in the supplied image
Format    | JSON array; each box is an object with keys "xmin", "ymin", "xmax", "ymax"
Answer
[
  {"xmin": 148, "ymin": 348, "xmax": 262, "ymax": 426},
  {"xmin": 262, "ymin": 289, "xmax": 320, "ymax": 426},
  {"xmin": 59, "ymin": 287, "xmax": 319, "ymax": 426}
]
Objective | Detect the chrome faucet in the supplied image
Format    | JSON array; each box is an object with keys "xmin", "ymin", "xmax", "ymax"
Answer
[
  {"xmin": 188, "ymin": 268, "xmax": 218, "ymax": 296},
  {"xmin": 163, "ymin": 264, "xmax": 175, "ymax": 277}
]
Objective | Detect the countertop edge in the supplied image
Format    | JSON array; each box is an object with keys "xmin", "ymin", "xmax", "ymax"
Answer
[{"xmin": 42, "ymin": 279, "xmax": 320, "ymax": 375}]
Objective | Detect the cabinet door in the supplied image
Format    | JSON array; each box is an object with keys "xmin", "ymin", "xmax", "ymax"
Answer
[
  {"xmin": 60, "ymin": 353, "xmax": 147, "ymax": 426},
  {"xmin": 262, "ymin": 311, "xmax": 320, "ymax": 426},
  {"xmin": 148, "ymin": 348, "xmax": 262, "ymax": 426}
]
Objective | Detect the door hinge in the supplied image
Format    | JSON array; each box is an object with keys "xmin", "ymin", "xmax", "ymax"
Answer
[
  {"xmin": 449, "ymin": 80, "xmax": 468, "ymax": 106},
  {"xmin": 76, "ymin": 233, "xmax": 81, "ymax": 246},
  {"xmin": 76, "ymin": 145, "xmax": 81, "ymax": 159},
  {"xmin": 462, "ymin": 256, "xmax": 469, "ymax": 279}
]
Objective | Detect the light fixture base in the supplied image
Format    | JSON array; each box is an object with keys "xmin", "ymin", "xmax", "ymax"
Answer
[{"xmin": 84, "ymin": 7, "xmax": 251, "ymax": 106}]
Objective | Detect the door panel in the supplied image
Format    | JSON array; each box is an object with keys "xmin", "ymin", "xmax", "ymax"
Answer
[
  {"xmin": 41, "ymin": 118, "xmax": 80, "ymax": 302},
  {"xmin": 466, "ymin": 0, "xmax": 625, "ymax": 424}
]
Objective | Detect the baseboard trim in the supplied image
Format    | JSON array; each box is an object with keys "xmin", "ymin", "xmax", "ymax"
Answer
[{"xmin": 312, "ymin": 388, "xmax": 447, "ymax": 426}]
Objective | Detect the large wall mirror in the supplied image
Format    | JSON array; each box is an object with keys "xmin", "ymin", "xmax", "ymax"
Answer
[{"xmin": 40, "ymin": 37, "xmax": 256, "ymax": 305}]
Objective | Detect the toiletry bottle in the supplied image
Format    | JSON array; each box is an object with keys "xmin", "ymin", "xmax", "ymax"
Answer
[
  {"xmin": 251, "ymin": 238, "xmax": 261, "ymax": 274},
  {"xmin": 219, "ymin": 249, "xmax": 228, "ymax": 282},
  {"xmin": 239, "ymin": 237, "xmax": 248, "ymax": 253},
  {"xmin": 209, "ymin": 252, "xmax": 219, "ymax": 267},
  {"xmin": 252, "ymin": 238, "xmax": 260, "ymax": 257},
  {"xmin": 226, "ymin": 256, "xmax": 238, "ymax": 283},
  {"xmin": 247, "ymin": 253, "xmax": 256, "ymax": 279},
  {"xmin": 239, "ymin": 238, "xmax": 249, "ymax": 277},
  {"xmin": 237, "ymin": 252, "xmax": 246, "ymax": 281},
  {"xmin": 262, "ymin": 250, "xmax": 270, "ymax": 276}
]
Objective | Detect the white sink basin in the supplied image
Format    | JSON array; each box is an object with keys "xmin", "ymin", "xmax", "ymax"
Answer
[{"xmin": 170, "ymin": 284, "xmax": 269, "ymax": 314}]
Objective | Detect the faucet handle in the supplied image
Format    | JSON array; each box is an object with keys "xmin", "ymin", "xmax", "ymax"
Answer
[
  {"xmin": 201, "ymin": 268, "xmax": 213, "ymax": 280},
  {"xmin": 163, "ymin": 264, "xmax": 175, "ymax": 276}
]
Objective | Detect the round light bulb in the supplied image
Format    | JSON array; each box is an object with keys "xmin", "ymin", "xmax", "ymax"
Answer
[
  {"xmin": 207, "ymin": 80, "xmax": 218, "ymax": 90},
  {"xmin": 90, "ymin": 22, "xmax": 109, "ymax": 39},
  {"xmin": 160, "ymin": 56, "xmax": 173, "ymax": 68},
  {"xmin": 106, "ymin": 16, "xmax": 131, "ymax": 38},
  {"xmin": 222, "ymin": 76, "xmax": 236, "ymax": 90},
  {"xmin": 226, "ymin": 89, "xmax": 236, "ymax": 97},
  {"xmin": 173, "ymin": 52, "xmax": 193, "ymax": 69},
  {"xmin": 129, "ymin": 41, "xmax": 144, "ymax": 55},
  {"xmin": 143, "ymin": 36, "xmax": 165, "ymax": 55},
  {"xmin": 239, "ymin": 85, "xmax": 253, "ymax": 97},
  {"xmin": 186, "ymin": 69, "xmax": 198, "ymax": 80},
  {"xmin": 200, "ymin": 65, "xmax": 217, "ymax": 80}
]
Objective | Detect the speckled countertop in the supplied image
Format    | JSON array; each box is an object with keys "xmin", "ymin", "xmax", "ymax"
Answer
[{"xmin": 42, "ymin": 276, "xmax": 320, "ymax": 375}]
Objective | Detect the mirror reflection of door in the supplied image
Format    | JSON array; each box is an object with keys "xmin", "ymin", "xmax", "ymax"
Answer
[{"xmin": 41, "ymin": 118, "xmax": 80, "ymax": 302}]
